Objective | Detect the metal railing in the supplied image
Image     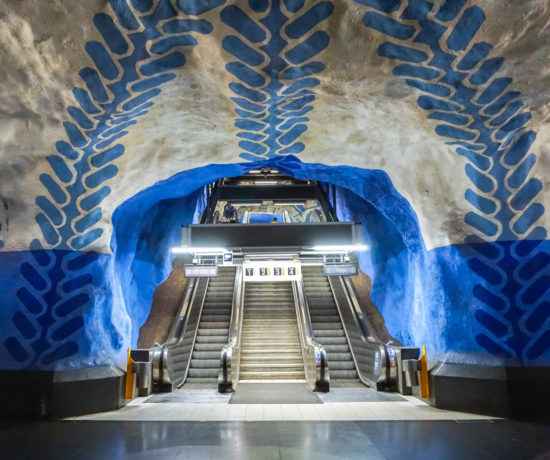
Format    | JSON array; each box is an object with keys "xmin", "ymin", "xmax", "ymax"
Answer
[
  {"xmin": 293, "ymin": 278, "xmax": 329, "ymax": 392},
  {"xmin": 218, "ymin": 266, "xmax": 244, "ymax": 392},
  {"xmin": 328, "ymin": 275, "xmax": 391, "ymax": 390},
  {"xmin": 158, "ymin": 277, "xmax": 209, "ymax": 391}
]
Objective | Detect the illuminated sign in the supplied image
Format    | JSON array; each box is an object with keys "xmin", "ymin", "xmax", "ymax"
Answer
[
  {"xmin": 184, "ymin": 265, "xmax": 218, "ymax": 277},
  {"xmin": 323, "ymin": 263, "xmax": 358, "ymax": 276}
]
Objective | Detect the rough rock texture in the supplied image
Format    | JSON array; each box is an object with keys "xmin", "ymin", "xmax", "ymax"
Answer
[
  {"xmin": 351, "ymin": 270, "xmax": 403, "ymax": 346},
  {"xmin": 138, "ymin": 259, "xmax": 188, "ymax": 348},
  {"xmin": 0, "ymin": 1, "xmax": 548, "ymax": 371}
]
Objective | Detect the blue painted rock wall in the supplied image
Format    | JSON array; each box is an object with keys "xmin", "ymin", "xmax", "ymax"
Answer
[{"xmin": 0, "ymin": 0, "xmax": 548, "ymax": 370}]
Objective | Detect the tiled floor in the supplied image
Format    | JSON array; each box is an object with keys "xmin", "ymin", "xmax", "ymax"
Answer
[
  {"xmin": 2, "ymin": 420, "xmax": 550, "ymax": 459},
  {"xmin": 71, "ymin": 388, "xmax": 494, "ymax": 422}
]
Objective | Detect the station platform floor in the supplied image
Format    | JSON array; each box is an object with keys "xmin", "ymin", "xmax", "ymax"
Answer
[{"xmin": 2, "ymin": 384, "xmax": 549, "ymax": 459}]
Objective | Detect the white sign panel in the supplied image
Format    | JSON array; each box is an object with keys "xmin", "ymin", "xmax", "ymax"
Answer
[{"xmin": 243, "ymin": 261, "xmax": 301, "ymax": 282}]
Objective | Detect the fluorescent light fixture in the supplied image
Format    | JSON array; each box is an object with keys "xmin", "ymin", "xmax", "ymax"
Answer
[
  {"xmin": 254, "ymin": 180, "xmax": 278, "ymax": 185},
  {"xmin": 311, "ymin": 245, "xmax": 368, "ymax": 252},
  {"xmin": 172, "ymin": 247, "xmax": 228, "ymax": 254}
]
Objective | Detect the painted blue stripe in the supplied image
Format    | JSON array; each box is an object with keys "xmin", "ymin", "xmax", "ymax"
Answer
[
  {"xmin": 286, "ymin": 31, "xmax": 330, "ymax": 65},
  {"xmin": 511, "ymin": 179, "xmax": 543, "ymax": 211},
  {"xmin": 150, "ymin": 35, "xmax": 198, "ymax": 54},
  {"xmin": 78, "ymin": 68, "xmax": 109, "ymax": 102},
  {"xmin": 91, "ymin": 144, "xmax": 125, "ymax": 168},
  {"xmin": 45, "ymin": 156, "xmax": 73, "ymax": 183},
  {"xmin": 35, "ymin": 213, "xmax": 60, "ymax": 245},
  {"xmin": 456, "ymin": 42, "xmax": 493, "ymax": 71},
  {"xmin": 513, "ymin": 203, "xmax": 544, "ymax": 234},
  {"xmin": 220, "ymin": 6, "xmax": 266, "ymax": 42},
  {"xmin": 55, "ymin": 141, "xmax": 79, "ymax": 160},
  {"xmin": 229, "ymin": 82, "xmax": 267, "ymax": 103},
  {"xmin": 436, "ymin": 0, "xmax": 466, "ymax": 21},
  {"xmin": 71, "ymin": 228, "xmax": 104, "ymax": 250},
  {"xmin": 363, "ymin": 12, "xmax": 415, "ymax": 40},
  {"xmin": 140, "ymin": 52, "xmax": 187, "ymax": 76},
  {"xmin": 446, "ymin": 6, "xmax": 486, "ymax": 51},
  {"xmin": 507, "ymin": 154, "xmax": 536, "ymax": 189},
  {"xmin": 39, "ymin": 174, "xmax": 66, "ymax": 204},
  {"xmin": 176, "ymin": 0, "xmax": 226, "ymax": 15},
  {"xmin": 94, "ymin": 13, "xmax": 128, "ymax": 55},
  {"xmin": 465, "ymin": 163, "xmax": 494, "ymax": 193},
  {"xmin": 354, "ymin": 0, "xmax": 400, "ymax": 13},
  {"xmin": 378, "ymin": 43, "xmax": 427, "ymax": 63},
  {"xmin": 465, "ymin": 189, "xmax": 496, "ymax": 214},
  {"xmin": 393, "ymin": 64, "xmax": 440, "ymax": 80},
  {"xmin": 285, "ymin": 2, "xmax": 334, "ymax": 39},
  {"xmin": 465, "ymin": 212, "xmax": 499, "ymax": 237},
  {"xmin": 80, "ymin": 187, "xmax": 111, "ymax": 211},
  {"xmin": 74, "ymin": 208, "xmax": 103, "ymax": 233},
  {"xmin": 283, "ymin": 62, "xmax": 325, "ymax": 79},
  {"xmin": 85, "ymin": 41, "xmax": 119, "ymax": 80},
  {"xmin": 85, "ymin": 164, "xmax": 118, "ymax": 188},
  {"xmin": 226, "ymin": 62, "xmax": 266, "ymax": 87},
  {"xmin": 223, "ymin": 36, "xmax": 264, "ymax": 66},
  {"xmin": 72, "ymin": 88, "xmax": 100, "ymax": 114}
]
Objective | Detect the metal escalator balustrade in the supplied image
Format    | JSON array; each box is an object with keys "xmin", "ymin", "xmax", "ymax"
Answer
[
  {"xmin": 186, "ymin": 267, "xmax": 236, "ymax": 385},
  {"xmin": 240, "ymin": 282, "xmax": 305, "ymax": 380},
  {"xmin": 302, "ymin": 266, "xmax": 359, "ymax": 384}
]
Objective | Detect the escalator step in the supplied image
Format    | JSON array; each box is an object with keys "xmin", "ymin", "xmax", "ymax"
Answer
[
  {"xmin": 313, "ymin": 329, "xmax": 345, "ymax": 337},
  {"xmin": 330, "ymin": 370, "xmax": 358, "ymax": 379},
  {"xmin": 192, "ymin": 351, "xmax": 221, "ymax": 359},
  {"xmin": 190, "ymin": 359, "xmax": 219, "ymax": 368},
  {"xmin": 329, "ymin": 361, "xmax": 356, "ymax": 370},
  {"xmin": 188, "ymin": 368, "xmax": 218, "ymax": 378},
  {"xmin": 195, "ymin": 343, "xmax": 226, "ymax": 351}
]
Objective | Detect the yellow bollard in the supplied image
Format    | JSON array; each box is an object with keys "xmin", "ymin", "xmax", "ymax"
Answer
[
  {"xmin": 125, "ymin": 348, "xmax": 135, "ymax": 399},
  {"xmin": 419, "ymin": 345, "xmax": 430, "ymax": 399}
]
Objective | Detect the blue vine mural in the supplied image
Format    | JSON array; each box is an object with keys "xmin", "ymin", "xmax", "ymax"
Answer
[
  {"xmin": 355, "ymin": 0, "xmax": 549, "ymax": 362},
  {"xmin": 4, "ymin": 0, "xmax": 225, "ymax": 368},
  {"xmin": 221, "ymin": 0, "xmax": 333, "ymax": 160}
]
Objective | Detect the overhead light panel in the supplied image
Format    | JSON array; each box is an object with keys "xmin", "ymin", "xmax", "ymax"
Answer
[
  {"xmin": 310, "ymin": 245, "xmax": 368, "ymax": 252},
  {"xmin": 172, "ymin": 247, "xmax": 228, "ymax": 254}
]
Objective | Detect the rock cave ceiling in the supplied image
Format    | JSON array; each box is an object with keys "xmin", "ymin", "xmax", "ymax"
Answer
[{"xmin": 0, "ymin": 0, "xmax": 548, "ymax": 253}]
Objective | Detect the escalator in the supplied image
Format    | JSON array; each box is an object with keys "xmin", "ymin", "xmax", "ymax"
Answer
[
  {"xmin": 302, "ymin": 266, "xmax": 359, "ymax": 385},
  {"xmin": 186, "ymin": 267, "xmax": 236, "ymax": 385}
]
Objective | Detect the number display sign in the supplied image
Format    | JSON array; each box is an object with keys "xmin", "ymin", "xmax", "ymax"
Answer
[{"xmin": 243, "ymin": 261, "xmax": 301, "ymax": 282}]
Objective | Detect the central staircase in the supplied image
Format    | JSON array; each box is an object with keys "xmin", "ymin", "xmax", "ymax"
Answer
[{"xmin": 239, "ymin": 282, "xmax": 305, "ymax": 380}]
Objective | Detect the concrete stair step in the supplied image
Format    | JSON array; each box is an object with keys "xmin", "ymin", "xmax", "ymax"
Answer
[{"xmin": 239, "ymin": 371, "xmax": 305, "ymax": 379}]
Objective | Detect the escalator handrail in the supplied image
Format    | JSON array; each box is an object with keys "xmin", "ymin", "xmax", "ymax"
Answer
[
  {"xmin": 340, "ymin": 276, "xmax": 397, "ymax": 388},
  {"xmin": 162, "ymin": 277, "xmax": 210, "ymax": 388},
  {"xmin": 166, "ymin": 277, "xmax": 197, "ymax": 344},
  {"xmin": 293, "ymin": 277, "xmax": 329, "ymax": 392},
  {"xmin": 151, "ymin": 276, "xmax": 198, "ymax": 388},
  {"xmin": 218, "ymin": 266, "xmax": 244, "ymax": 392},
  {"xmin": 327, "ymin": 275, "xmax": 389, "ymax": 388}
]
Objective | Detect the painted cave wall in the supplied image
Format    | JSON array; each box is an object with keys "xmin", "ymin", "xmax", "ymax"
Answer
[{"xmin": 0, "ymin": 0, "xmax": 549, "ymax": 370}]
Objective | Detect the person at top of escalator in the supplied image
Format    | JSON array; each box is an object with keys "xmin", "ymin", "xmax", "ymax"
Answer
[{"xmin": 222, "ymin": 202, "xmax": 238, "ymax": 223}]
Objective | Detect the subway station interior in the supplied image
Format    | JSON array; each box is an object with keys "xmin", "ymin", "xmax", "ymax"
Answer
[{"xmin": 1, "ymin": 1, "xmax": 550, "ymax": 458}]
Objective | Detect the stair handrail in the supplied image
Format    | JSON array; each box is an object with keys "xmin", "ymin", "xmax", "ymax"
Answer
[
  {"xmin": 293, "ymin": 277, "xmax": 329, "ymax": 392},
  {"xmin": 218, "ymin": 266, "xmax": 244, "ymax": 392}
]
